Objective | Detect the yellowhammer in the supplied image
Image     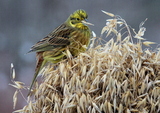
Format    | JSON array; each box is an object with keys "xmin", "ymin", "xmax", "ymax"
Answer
[{"xmin": 28, "ymin": 9, "xmax": 93, "ymax": 95}]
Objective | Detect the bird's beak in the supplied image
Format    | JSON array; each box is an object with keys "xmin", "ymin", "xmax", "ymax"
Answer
[{"xmin": 82, "ymin": 20, "xmax": 94, "ymax": 26}]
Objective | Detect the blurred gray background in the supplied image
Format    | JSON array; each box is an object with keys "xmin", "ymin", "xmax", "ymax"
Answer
[{"xmin": 1, "ymin": 0, "xmax": 160, "ymax": 112}]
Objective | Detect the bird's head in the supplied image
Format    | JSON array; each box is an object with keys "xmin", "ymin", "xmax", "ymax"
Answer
[{"xmin": 66, "ymin": 9, "xmax": 93, "ymax": 29}]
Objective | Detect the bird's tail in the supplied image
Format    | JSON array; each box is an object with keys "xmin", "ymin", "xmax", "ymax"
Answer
[{"xmin": 28, "ymin": 52, "xmax": 46, "ymax": 96}]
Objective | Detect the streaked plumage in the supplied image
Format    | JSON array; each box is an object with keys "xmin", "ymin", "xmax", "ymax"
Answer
[{"xmin": 28, "ymin": 9, "xmax": 92, "ymax": 96}]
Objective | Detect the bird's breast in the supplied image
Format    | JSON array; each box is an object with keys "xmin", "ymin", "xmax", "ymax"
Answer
[{"xmin": 68, "ymin": 29, "xmax": 91, "ymax": 56}]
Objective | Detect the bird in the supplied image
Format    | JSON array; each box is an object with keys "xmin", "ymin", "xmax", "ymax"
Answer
[{"xmin": 28, "ymin": 9, "xmax": 93, "ymax": 96}]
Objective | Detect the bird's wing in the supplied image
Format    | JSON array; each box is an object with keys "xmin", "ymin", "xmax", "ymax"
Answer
[{"xmin": 29, "ymin": 24, "xmax": 73, "ymax": 53}]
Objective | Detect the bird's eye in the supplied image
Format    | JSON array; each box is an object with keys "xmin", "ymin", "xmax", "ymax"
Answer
[{"xmin": 76, "ymin": 18, "xmax": 80, "ymax": 21}]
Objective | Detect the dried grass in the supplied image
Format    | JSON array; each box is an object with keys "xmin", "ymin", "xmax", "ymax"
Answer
[{"xmin": 12, "ymin": 11, "xmax": 160, "ymax": 113}]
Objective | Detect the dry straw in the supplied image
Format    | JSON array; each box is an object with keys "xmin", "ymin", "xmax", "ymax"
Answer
[{"xmin": 11, "ymin": 11, "xmax": 160, "ymax": 113}]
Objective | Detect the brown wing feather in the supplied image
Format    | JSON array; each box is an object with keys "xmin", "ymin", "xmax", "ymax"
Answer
[{"xmin": 29, "ymin": 24, "xmax": 73, "ymax": 52}]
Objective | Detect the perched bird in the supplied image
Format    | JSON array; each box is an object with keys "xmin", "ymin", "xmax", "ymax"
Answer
[{"xmin": 28, "ymin": 9, "xmax": 93, "ymax": 95}]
